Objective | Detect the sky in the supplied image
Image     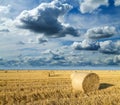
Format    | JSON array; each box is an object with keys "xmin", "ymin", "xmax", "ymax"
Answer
[{"xmin": 0, "ymin": 0, "xmax": 120, "ymax": 70}]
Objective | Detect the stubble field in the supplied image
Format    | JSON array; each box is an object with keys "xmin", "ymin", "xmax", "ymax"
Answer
[{"xmin": 0, "ymin": 70, "xmax": 120, "ymax": 105}]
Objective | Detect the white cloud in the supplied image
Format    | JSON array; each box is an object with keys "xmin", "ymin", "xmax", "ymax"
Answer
[
  {"xmin": 0, "ymin": 29, "xmax": 9, "ymax": 32},
  {"xmin": 86, "ymin": 26, "xmax": 116, "ymax": 39},
  {"xmin": 99, "ymin": 40, "xmax": 120, "ymax": 54},
  {"xmin": 17, "ymin": 41, "xmax": 25, "ymax": 45},
  {"xmin": 115, "ymin": 0, "xmax": 120, "ymax": 6},
  {"xmin": 72, "ymin": 39, "xmax": 120, "ymax": 55},
  {"xmin": 103, "ymin": 57, "xmax": 115, "ymax": 65},
  {"xmin": 114, "ymin": 55, "xmax": 120, "ymax": 64},
  {"xmin": 14, "ymin": 0, "xmax": 78, "ymax": 37},
  {"xmin": 0, "ymin": 0, "xmax": 43, "ymax": 17},
  {"xmin": 71, "ymin": 39, "xmax": 99, "ymax": 50},
  {"xmin": 0, "ymin": 5, "xmax": 11, "ymax": 16},
  {"xmin": 80, "ymin": 0, "xmax": 108, "ymax": 13},
  {"xmin": 1, "ymin": 44, "xmax": 120, "ymax": 68},
  {"xmin": 0, "ymin": 57, "xmax": 3, "ymax": 61},
  {"xmin": 0, "ymin": 5, "xmax": 12, "ymax": 33}
]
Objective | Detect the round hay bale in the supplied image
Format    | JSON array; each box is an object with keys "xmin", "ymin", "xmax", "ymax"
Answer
[{"xmin": 71, "ymin": 72, "xmax": 99, "ymax": 93}]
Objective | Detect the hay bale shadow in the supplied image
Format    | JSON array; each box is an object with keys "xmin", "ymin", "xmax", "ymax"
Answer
[{"xmin": 99, "ymin": 83, "xmax": 114, "ymax": 90}]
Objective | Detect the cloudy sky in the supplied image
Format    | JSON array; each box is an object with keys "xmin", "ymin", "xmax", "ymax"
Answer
[{"xmin": 0, "ymin": 0, "xmax": 120, "ymax": 69}]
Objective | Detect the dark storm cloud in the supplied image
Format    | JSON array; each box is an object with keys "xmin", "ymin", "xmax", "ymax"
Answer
[{"xmin": 15, "ymin": 0, "xmax": 78, "ymax": 37}]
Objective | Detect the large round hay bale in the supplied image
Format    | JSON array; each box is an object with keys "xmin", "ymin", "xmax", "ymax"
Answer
[{"xmin": 71, "ymin": 72, "xmax": 99, "ymax": 93}]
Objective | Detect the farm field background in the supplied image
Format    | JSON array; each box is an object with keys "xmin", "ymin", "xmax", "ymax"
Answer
[{"xmin": 0, "ymin": 70, "xmax": 120, "ymax": 105}]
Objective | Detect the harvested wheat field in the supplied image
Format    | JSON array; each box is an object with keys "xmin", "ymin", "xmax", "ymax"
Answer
[{"xmin": 0, "ymin": 70, "xmax": 120, "ymax": 105}]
